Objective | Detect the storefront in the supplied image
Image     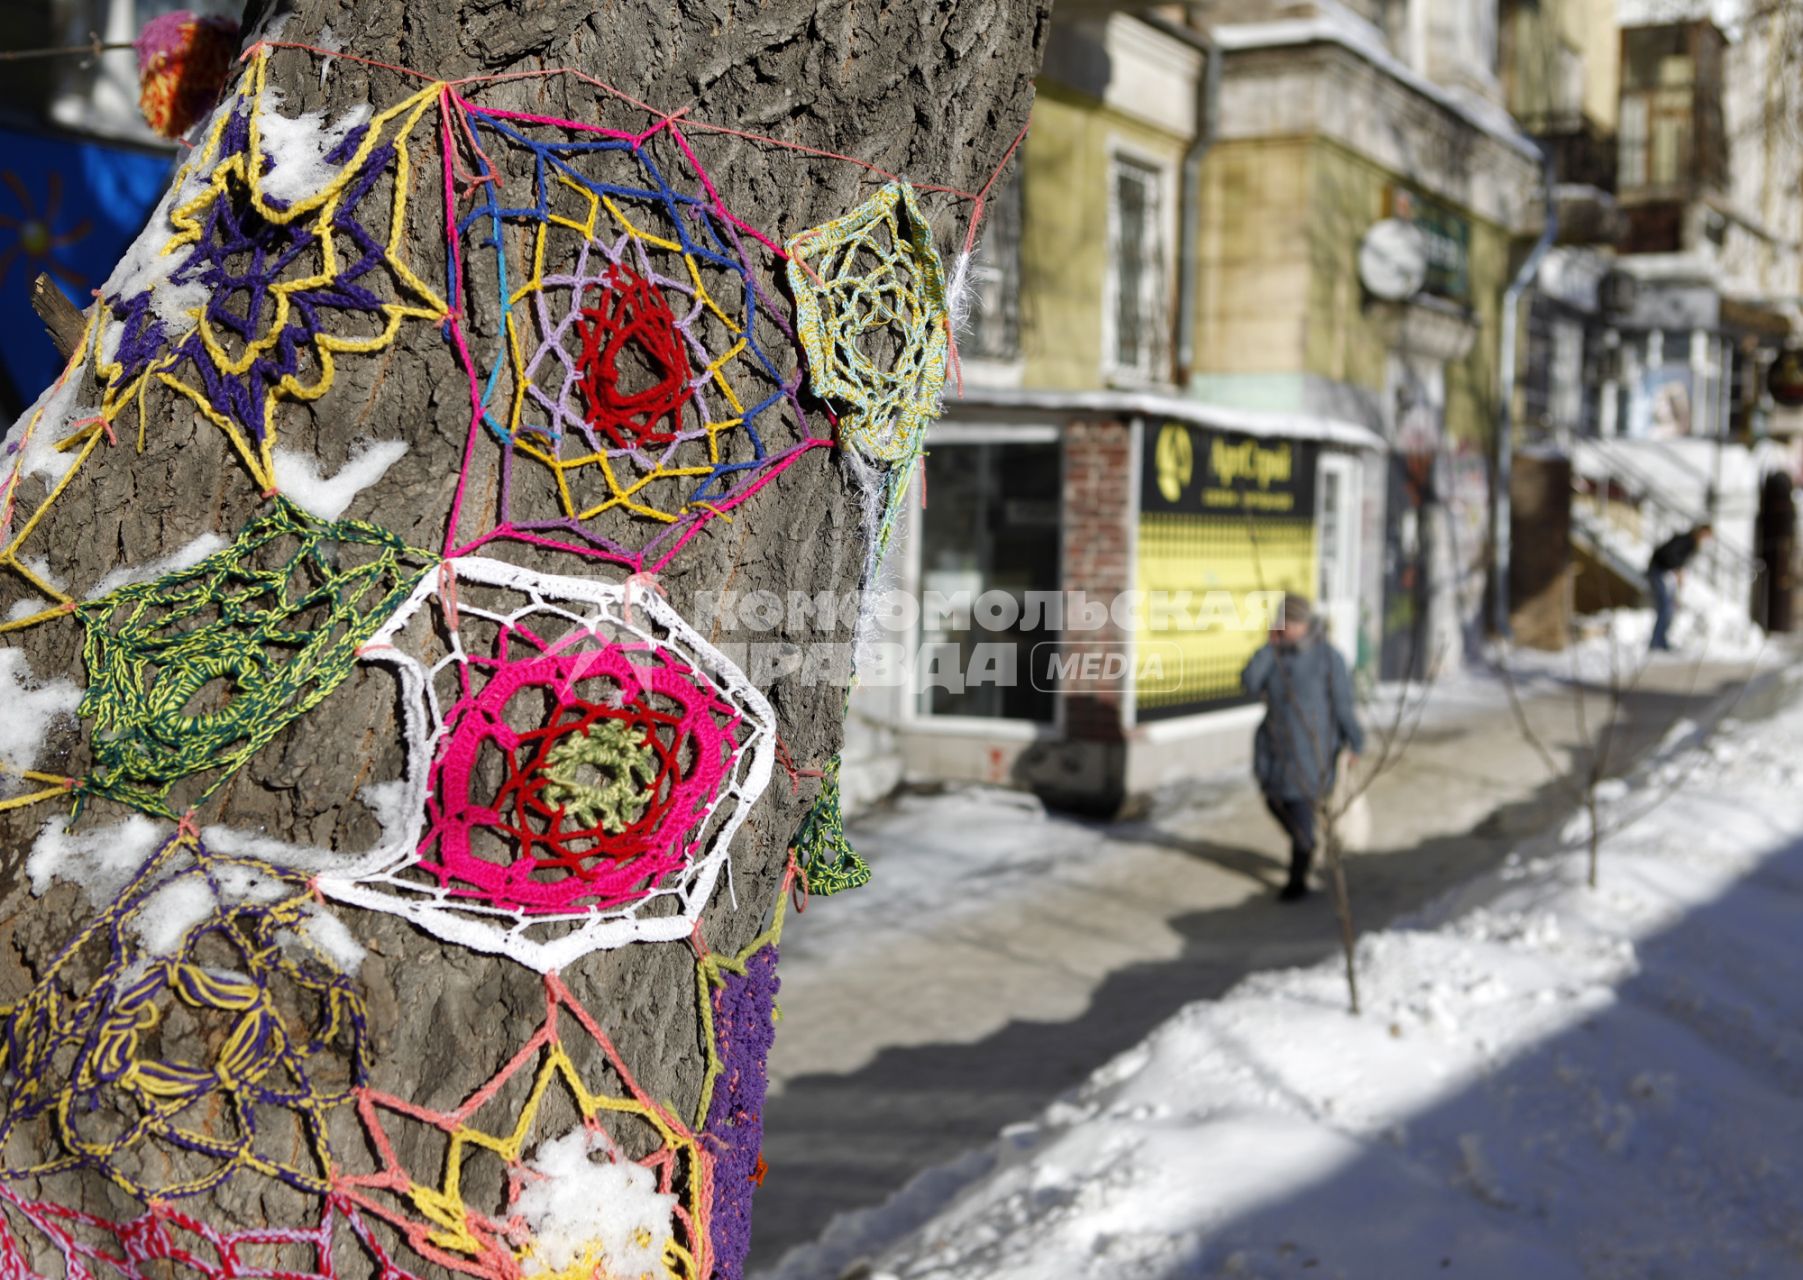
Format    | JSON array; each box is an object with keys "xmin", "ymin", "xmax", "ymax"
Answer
[{"xmin": 843, "ymin": 390, "xmax": 1382, "ymax": 814}]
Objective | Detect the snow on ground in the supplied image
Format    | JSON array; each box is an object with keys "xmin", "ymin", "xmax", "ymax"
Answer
[
  {"xmin": 784, "ymin": 787, "xmax": 1099, "ymax": 967},
  {"xmin": 771, "ymin": 670, "xmax": 1803, "ymax": 1280}
]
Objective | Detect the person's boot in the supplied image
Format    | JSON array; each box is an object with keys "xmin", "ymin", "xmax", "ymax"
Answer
[{"xmin": 1278, "ymin": 846, "xmax": 1313, "ymax": 902}]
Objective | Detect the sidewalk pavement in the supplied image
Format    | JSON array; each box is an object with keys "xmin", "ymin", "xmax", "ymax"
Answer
[{"xmin": 749, "ymin": 648, "xmax": 1779, "ymax": 1273}]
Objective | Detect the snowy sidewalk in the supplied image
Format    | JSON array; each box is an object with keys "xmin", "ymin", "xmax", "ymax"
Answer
[
  {"xmin": 767, "ymin": 660, "xmax": 1803, "ymax": 1280},
  {"xmin": 751, "ymin": 647, "xmax": 1780, "ymax": 1273}
]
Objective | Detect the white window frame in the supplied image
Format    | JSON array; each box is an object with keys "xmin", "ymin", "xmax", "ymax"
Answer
[
  {"xmin": 1316, "ymin": 452, "xmax": 1363, "ymax": 669},
  {"xmin": 902, "ymin": 422, "xmax": 1067, "ymax": 736},
  {"xmin": 1102, "ymin": 142, "xmax": 1176, "ymax": 388}
]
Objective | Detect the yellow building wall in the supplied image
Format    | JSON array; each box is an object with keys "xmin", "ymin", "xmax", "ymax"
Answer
[
  {"xmin": 1017, "ymin": 81, "xmax": 1191, "ymax": 390},
  {"xmin": 1503, "ymin": 0, "xmax": 1618, "ymax": 132},
  {"xmin": 1195, "ymin": 137, "xmax": 1318, "ymax": 377},
  {"xmin": 1195, "ymin": 134, "xmax": 1506, "ymax": 449},
  {"xmin": 1575, "ymin": 0, "xmax": 1620, "ymax": 132}
]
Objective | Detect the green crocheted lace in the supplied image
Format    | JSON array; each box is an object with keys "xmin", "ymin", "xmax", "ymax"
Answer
[
  {"xmin": 539, "ymin": 719, "xmax": 660, "ymax": 833},
  {"xmin": 786, "ymin": 182, "xmax": 949, "ymax": 467},
  {"xmin": 76, "ymin": 498, "xmax": 434, "ymax": 817},
  {"xmin": 790, "ymin": 755, "xmax": 870, "ymax": 896}
]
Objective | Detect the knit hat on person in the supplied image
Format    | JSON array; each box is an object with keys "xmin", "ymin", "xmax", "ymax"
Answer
[{"xmin": 1280, "ymin": 592, "xmax": 1314, "ymax": 628}]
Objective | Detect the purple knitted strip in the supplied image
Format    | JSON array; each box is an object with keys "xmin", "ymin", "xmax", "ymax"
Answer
[{"xmin": 703, "ymin": 944, "xmax": 779, "ymax": 1280}]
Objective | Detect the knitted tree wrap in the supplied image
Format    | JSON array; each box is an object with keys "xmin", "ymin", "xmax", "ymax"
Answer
[
  {"xmin": 700, "ymin": 944, "xmax": 779, "ymax": 1280},
  {"xmin": 785, "ymin": 182, "xmax": 950, "ymax": 465},
  {"xmin": 0, "ymin": 831, "xmax": 369, "ymax": 1206},
  {"xmin": 789, "ymin": 755, "xmax": 871, "ymax": 896},
  {"xmin": 450, "ymin": 107, "xmax": 829, "ymax": 572},
  {"xmin": 0, "ymin": 1191, "xmax": 423, "ymax": 1280},
  {"xmin": 97, "ymin": 55, "xmax": 446, "ymax": 491},
  {"xmin": 336, "ymin": 973, "xmax": 707, "ymax": 1280},
  {"xmin": 74, "ymin": 500, "xmax": 434, "ymax": 819},
  {"xmin": 0, "ymin": 28, "xmax": 1004, "ymax": 1261},
  {"xmin": 326, "ymin": 556, "xmax": 776, "ymax": 970}
]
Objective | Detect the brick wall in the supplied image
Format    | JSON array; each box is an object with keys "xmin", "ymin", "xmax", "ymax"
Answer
[{"xmin": 1059, "ymin": 416, "xmax": 1134, "ymax": 741}]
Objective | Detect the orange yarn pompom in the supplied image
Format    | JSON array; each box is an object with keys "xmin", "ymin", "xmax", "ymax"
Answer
[{"xmin": 134, "ymin": 11, "xmax": 239, "ymax": 140}]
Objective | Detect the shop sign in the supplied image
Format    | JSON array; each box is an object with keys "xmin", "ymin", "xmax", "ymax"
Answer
[
  {"xmin": 1144, "ymin": 421, "xmax": 1317, "ymax": 518},
  {"xmin": 1386, "ymin": 186, "xmax": 1471, "ymax": 303}
]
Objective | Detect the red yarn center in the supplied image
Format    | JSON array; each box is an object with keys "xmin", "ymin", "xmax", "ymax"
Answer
[{"xmin": 574, "ymin": 264, "xmax": 694, "ymax": 450}]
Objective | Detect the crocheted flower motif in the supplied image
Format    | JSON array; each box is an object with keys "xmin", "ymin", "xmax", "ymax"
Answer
[
  {"xmin": 0, "ymin": 832, "xmax": 369, "ymax": 1205},
  {"xmin": 786, "ymin": 182, "xmax": 950, "ymax": 464},
  {"xmin": 0, "ymin": 1190, "xmax": 420, "ymax": 1280},
  {"xmin": 451, "ymin": 108, "xmax": 823, "ymax": 572},
  {"xmin": 337, "ymin": 974, "xmax": 707, "ymax": 1280},
  {"xmin": 96, "ymin": 54, "xmax": 445, "ymax": 490},
  {"xmin": 330, "ymin": 556, "xmax": 775, "ymax": 970},
  {"xmin": 73, "ymin": 499, "xmax": 433, "ymax": 820}
]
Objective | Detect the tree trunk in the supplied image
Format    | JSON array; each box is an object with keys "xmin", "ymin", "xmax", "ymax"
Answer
[{"xmin": 0, "ymin": 0, "xmax": 1048, "ymax": 1272}]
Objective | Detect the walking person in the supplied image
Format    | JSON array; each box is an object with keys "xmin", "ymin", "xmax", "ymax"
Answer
[
  {"xmin": 1648, "ymin": 523, "xmax": 1712, "ymax": 652},
  {"xmin": 1242, "ymin": 593, "xmax": 1365, "ymax": 902}
]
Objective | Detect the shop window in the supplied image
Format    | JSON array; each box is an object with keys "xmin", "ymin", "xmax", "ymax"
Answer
[
  {"xmin": 1107, "ymin": 153, "xmax": 1167, "ymax": 382},
  {"xmin": 916, "ymin": 436, "xmax": 1061, "ymax": 723},
  {"xmin": 963, "ymin": 174, "xmax": 1021, "ymax": 363}
]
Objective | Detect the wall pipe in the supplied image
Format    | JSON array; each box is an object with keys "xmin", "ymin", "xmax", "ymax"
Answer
[
  {"xmin": 1491, "ymin": 144, "xmax": 1558, "ymax": 639},
  {"xmin": 1174, "ymin": 21, "xmax": 1220, "ymax": 387}
]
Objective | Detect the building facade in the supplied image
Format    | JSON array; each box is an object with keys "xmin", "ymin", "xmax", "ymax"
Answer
[
  {"xmin": 845, "ymin": 3, "xmax": 1546, "ymax": 812},
  {"xmin": 840, "ymin": 0, "xmax": 1800, "ymax": 812}
]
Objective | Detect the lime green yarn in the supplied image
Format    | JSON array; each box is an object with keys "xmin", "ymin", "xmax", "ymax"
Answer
[
  {"xmin": 76, "ymin": 499, "xmax": 434, "ymax": 817},
  {"xmin": 786, "ymin": 182, "xmax": 949, "ymax": 466},
  {"xmin": 540, "ymin": 719, "xmax": 660, "ymax": 834},
  {"xmin": 791, "ymin": 755, "xmax": 870, "ymax": 896}
]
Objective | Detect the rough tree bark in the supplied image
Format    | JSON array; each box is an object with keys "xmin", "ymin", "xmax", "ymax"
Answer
[{"xmin": 0, "ymin": 0, "xmax": 1049, "ymax": 1261}]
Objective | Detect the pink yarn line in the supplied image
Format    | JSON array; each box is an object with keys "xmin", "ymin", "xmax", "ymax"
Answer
[
  {"xmin": 247, "ymin": 38, "xmax": 1020, "ymax": 205},
  {"xmin": 437, "ymin": 91, "xmax": 491, "ymax": 560},
  {"xmin": 445, "ymin": 437, "xmax": 832, "ymax": 571}
]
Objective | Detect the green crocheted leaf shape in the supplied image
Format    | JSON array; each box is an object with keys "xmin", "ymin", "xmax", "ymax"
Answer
[
  {"xmin": 75, "ymin": 498, "xmax": 435, "ymax": 818},
  {"xmin": 786, "ymin": 182, "xmax": 949, "ymax": 465},
  {"xmin": 539, "ymin": 718, "xmax": 661, "ymax": 834},
  {"xmin": 790, "ymin": 755, "xmax": 870, "ymax": 896}
]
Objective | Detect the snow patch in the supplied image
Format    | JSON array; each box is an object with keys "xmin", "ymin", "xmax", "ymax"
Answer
[
  {"xmin": 99, "ymin": 147, "xmax": 217, "ymax": 333},
  {"xmin": 515, "ymin": 1129, "xmax": 677, "ymax": 1279},
  {"xmin": 18, "ymin": 555, "xmax": 65, "ymax": 594},
  {"xmin": 90, "ymin": 532, "xmax": 229, "ymax": 598},
  {"xmin": 253, "ymin": 87, "xmax": 372, "ymax": 208},
  {"xmin": 296, "ymin": 905, "xmax": 366, "ymax": 973},
  {"xmin": 776, "ymin": 681, "xmax": 1803, "ymax": 1280},
  {"xmin": 128, "ymin": 877, "xmax": 219, "ymax": 957},
  {"xmin": 6, "ymin": 373, "xmax": 94, "ymax": 488},
  {"xmin": 271, "ymin": 439, "xmax": 408, "ymax": 520},
  {"xmin": 27, "ymin": 815, "xmax": 166, "ymax": 899},
  {"xmin": 0, "ymin": 650, "xmax": 80, "ymax": 793}
]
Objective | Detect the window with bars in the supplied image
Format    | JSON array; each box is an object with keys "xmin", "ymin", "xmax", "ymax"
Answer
[
  {"xmin": 962, "ymin": 175, "xmax": 1022, "ymax": 363},
  {"xmin": 1108, "ymin": 154, "xmax": 1167, "ymax": 382}
]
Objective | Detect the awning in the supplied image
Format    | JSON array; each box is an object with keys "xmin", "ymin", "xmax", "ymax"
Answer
[{"xmin": 945, "ymin": 386, "xmax": 1386, "ymax": 451}]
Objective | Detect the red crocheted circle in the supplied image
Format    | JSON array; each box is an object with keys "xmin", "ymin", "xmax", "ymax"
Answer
[
  {"xmin": 574, "ymin": 263, "xmax": 695, "ymax": 450},
  {"xmin": 420, "ymin": 641, "xmax": 741, "ymax": 914}
]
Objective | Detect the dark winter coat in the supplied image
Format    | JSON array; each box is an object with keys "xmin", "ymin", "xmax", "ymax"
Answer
[
  {"xmin": 1242, "ymin": 626, "xmax": 1366, "ymax": 800},
  {"xmin": 1650, "ymin": 531, "xmax": 1701, "ymax": 574}
]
